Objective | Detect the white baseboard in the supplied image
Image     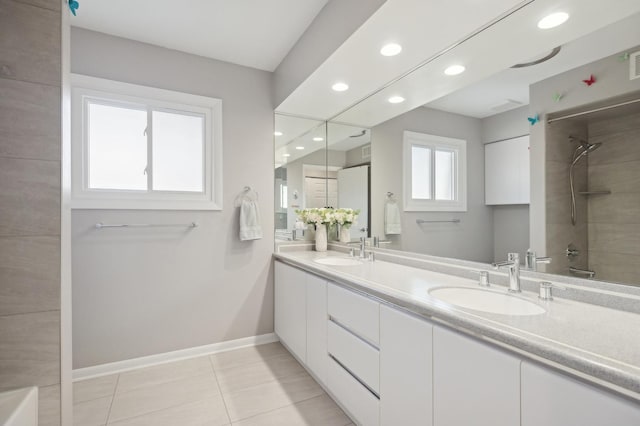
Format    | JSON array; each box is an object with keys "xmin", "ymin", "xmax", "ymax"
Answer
[{"xmin": 72, "ymin": 333, "xmax": 279, "ymax": 381}]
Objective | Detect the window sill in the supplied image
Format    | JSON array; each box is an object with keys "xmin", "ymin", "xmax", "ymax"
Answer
[{"xmin": 70, "ymin": 199, "xmax": 222, "ymax": 211}]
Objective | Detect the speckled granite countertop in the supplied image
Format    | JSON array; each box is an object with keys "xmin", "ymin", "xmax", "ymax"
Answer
[{"xmin": 274, "ymin": 249, "xmax": 640, "ymax": 401}]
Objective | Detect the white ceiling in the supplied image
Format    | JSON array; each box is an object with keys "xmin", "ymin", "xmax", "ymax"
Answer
[
  {"xmin": 276, "ymin": 0, "xmax": 529, "ymax": 119},
  {"xmin": 332, "ymin": 0, "xmax": 640, "ymax": 127},
  {"xmin": 427, "ymin": 13, "xmax": 640, "ymax": 118},
  {"xmin": 70, "ymin": 0, "xmax": 329, "ymax": 71}
]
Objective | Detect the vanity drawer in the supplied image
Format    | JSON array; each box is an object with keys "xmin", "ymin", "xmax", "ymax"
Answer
[
  {"xmin": 328, "ymin": 283, "xmax": 380, "ymax": 346},
  {"xmin": 327, "ymin": 356, "xmax": 380, "ymax": 426},
  {"xmin": 328, "ymin": 320, "xmax": 380, "ymax": 394}
]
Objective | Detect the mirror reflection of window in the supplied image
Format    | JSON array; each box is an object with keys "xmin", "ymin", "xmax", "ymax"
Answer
[{"xmin": 404, "ymin": 131, "xmax": 466, "ymax": 212}]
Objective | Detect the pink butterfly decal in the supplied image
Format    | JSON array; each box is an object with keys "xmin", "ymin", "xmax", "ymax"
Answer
[{"xmin": 582, "ymin": 75, "xmax": 596, "ymax": 86}]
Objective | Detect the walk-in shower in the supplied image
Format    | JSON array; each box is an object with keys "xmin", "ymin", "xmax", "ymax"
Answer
[{"xmin": 569, "ymin": 136, "xmax": 602, "ymax": 225}]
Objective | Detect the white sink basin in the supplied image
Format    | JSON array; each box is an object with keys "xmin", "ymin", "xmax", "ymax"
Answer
[
  {"xmin": 314, "ymin": 256, "xmax": 363, "ymax": 266},
  {"xmin": 429, "ymin": 287, "xmax": 545, "ymax": 316}
]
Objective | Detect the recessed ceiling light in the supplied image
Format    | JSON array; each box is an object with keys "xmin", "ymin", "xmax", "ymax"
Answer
[
  {"xmin": 537, "ymin": 12, "xmax": 569, "ymax": 29},
  {"xmin": 274, "ymin": 131, "xmax": 283, "ymax": 136},
  {"xmin": 380, "ymin": 43, "xmax": 402, "ymax": 57},
  {"xmin": 388, "ymin": 96, "xmax": 405, "ymax": 104},
  {"xmin": 444, "ymin": 65, "xmax": 466, "ymax": 76},
  {"xmin": 295, "ymin": 146, "xmax": 305, "ymax": 150},
  {"xmin": 313, "ymin": 137, "xmax": 324, "ymax": 141},
  {"xmin": 283, "ymin": 153, "xmax": 291, "ymax": 157},
  {"xmin": 332, "ymin": 82, "xmax": 349, "ymax": 92}
]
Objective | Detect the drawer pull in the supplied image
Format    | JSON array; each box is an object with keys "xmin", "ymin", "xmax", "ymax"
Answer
[{"xmin": 329, "ymin": 354, "xmax": 380, "ymax": 399}]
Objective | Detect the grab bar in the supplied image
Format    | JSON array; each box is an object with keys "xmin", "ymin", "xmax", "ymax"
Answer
[
  {"xmin": 569, "ymin": 267, "xmax": 595, "ymax": 278},
  {"xmin": 416, "ymin": 219, "xmax": 461, "ymax": 224},
  {"xmin": 95, "ymin": 222, "xmax": 198, "ymax": 229}
]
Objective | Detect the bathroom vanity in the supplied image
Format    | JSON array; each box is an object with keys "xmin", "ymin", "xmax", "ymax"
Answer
[{"xmin": 273, "ymin": 247, "xmax": 640, "ymax": 426}]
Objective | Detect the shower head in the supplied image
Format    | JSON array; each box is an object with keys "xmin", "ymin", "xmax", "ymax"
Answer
[{"xmin": 570, "ymin": 141, "xmax": 601, "ymax": 166}]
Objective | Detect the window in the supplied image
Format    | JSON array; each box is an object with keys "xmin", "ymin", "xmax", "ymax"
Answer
[
  {"xmin": 403, "ymin": 131, "xmax": 467, "ymax": 211},
  {"xmin": 71, "ymin": 74, "xmax": 222, "ymax": 210}
]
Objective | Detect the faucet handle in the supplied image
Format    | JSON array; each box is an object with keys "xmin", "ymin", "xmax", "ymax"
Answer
[
  {"xmin": 538, "ymin": 281, "xmax": 566, "ymax": 301},
  {"xmin": 478, "ymin": 270, "xmax": 490, "ymax": 287}
]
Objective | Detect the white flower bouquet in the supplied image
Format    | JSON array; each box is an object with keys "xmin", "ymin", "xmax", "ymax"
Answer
[
  {"xmin": 295, "ymin": 208, "xmax": 336, "ymax": 226},
  {"xmin": 332, "ymin": 208, "xmax": 360, "ymax": 229}
]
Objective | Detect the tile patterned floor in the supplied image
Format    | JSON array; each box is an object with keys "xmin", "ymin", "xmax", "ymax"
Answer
[{"xmin": 73, "ymin": 342, "xmax": 354, "ymax": 426}]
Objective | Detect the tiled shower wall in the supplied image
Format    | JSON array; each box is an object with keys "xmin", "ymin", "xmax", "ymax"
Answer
[
  {"xmin": 545, "ymin": 119, "xmax": 589, "ymax": 275},
  {"xmin": 0, "ymin": 0, "xmax": 62, "ymax": 425},
  {"xmin": 587, "ymin": 110, "xmax": 640, "ymax": 285}
]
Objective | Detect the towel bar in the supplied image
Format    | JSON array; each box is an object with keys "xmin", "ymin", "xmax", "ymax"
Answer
[{"xmin": 95, "ymin": 222, "xmax": 198, "ymax": 229}]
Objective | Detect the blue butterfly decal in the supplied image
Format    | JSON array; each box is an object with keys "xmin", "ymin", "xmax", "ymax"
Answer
[
  {"xmin": 68, "ymin": 0, "xmax": 79, "ymax": 16},
  {"xmin": 527, "ymin": 114, "xmax": 540, "ymax": 126}
]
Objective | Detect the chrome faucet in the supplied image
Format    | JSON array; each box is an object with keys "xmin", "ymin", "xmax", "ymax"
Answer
[
  {"xmin": 492, "ymin": 252, "xmax": 521, "ymax": 293},
  {"xmin": 525, "ymin": 250, "xmax": 551, "ymax": 271},
  {"xmin": 358, "ymin": 237, "xmax": 368, "ymax": 259}
]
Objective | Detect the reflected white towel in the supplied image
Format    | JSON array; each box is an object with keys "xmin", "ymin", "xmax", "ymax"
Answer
[
  {"xmin": 240, "ymin": 199, "xmax": 263, "ymax": 241},
  {"xmin": 385, "ymin": 200, "xmax": 402, "ymax": 235}
]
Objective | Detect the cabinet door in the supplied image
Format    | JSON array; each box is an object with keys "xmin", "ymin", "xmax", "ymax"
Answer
[
  {"xmin": 485, "ymin": 135, "xmax": 530, "ymax": 205},
  {"xmin": 433, "ymin": 326, "xmax": 520, "ymax": 426},
  {"xmin": 306, "ymin": 274, "xmax": 327, "ymax": 384},
  {"xmin": 274, "ymin": 261, "xmax": 306, "ymax": 362},
  {"xmin": 380, "ymin": 305, "xmax": 433, "ymax": 426},
  {"xmin": 522, "ymin": 361, "xmax": 640, "ymax": 426}
]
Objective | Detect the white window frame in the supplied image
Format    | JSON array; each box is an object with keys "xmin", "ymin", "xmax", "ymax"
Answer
[
  {"xmin": 70, "ymin": 74, "xmax": 223, "ymax": 210},
  {"xmin": 403, "ymin": 131, "xmax": 467, "ymax": 212}
]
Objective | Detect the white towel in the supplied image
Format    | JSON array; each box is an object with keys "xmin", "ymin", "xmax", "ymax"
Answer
[
  {"xmin": 385, "ymin": 200, "xmax": 402, "ymax": 235},
  {"xmin": 240, "ymin": 199, "xmax": 263, "ymax": 241}
]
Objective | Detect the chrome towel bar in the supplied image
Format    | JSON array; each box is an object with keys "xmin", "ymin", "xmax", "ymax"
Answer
[
  {"xmin": 416, "ymin": 219, "xmax": 461, "ymax": 224},
  {"xmin": 95, "ymin": 222, "xmax": 198, "ymax": 229}
]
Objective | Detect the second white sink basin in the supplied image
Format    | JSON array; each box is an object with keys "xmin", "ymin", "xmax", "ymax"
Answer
[
  {"xmin": 429, "ymin": 287, "xmax": 545, "ymax": 316},
  {"xmin": 314, "ymin": 256, "xmax": 362, "ymax": 266}
]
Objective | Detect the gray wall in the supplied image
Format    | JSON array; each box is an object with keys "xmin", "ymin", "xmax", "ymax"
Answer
[
  {"xmin": 371, "ymin": 107, "xmax": 493, "ymax": 262},
  {"xmin": 70, "ymin": 28, "xmax": 275, "ymax": 368},
  {"xmin": 0, "ymin": 0, "xmax": 62, "ymax": 424},
  {"xmin": 481, "ymin": 106, "xmax": 531, "ymax": 262},
  {"xmin": 273, "ymin": 0, "xmax": 386, "ymax": 107}
]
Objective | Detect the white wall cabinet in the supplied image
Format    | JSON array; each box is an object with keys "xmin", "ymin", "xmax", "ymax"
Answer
[
  {"xmin": 379, "ymin": 305, "xmax": 433, "ymax": 426},
  {"xmin": 521, "ymin": 361, "xmax": 640, "ymax": 426},
  {"xmin": 433, "ymin": 326, "xmax": 521, "ymax": 426},
  {"xmin": 485, "ymin": 135, "xmax": 530, "ymax": 205},
  {"xmin": 306, "ymin": 274, "xmax": 328, "ymax": 385},
  {"xmin": 274, "ymin": 261, "xmax": 307, "ymax": 362}
]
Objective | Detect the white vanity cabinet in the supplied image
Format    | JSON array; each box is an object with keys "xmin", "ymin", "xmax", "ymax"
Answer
[
  {"xmin": 433, "ymin": 326, "xmax": 521, "ymax": 426},
  {"xmin": 379, "ymin": 305, "xmax": 433, "ymax": 426},
  {"xmin": 521, "ymin": 361, "xmax": 640, "ymax": 426},
  {"xmin": 274, "ymin": 261, "xmax": 307, "ymax": 362},
  {"xmin": 306, "ymin": 273, "xmax": 328, "ymax": 385},
  {"xmin": 484, "ymin": 135, "xmax": 530, "ymax": 205},
  {"xmin": 275, "ymin": 261, "xmax": 329, "ymax": 381},
  {"xmin": 327, "ymin": 283, "xmax": 381, "ymax": 426}
]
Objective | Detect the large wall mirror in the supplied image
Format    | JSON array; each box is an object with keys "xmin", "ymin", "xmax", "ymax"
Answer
[{"xmin": 275, "ymin": 4, "xmax": 640, "ymax": 288}]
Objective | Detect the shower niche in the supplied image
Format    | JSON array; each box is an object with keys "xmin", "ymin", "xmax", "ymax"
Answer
[{"xmin": 545, "ymin": 93, "xmax": 640, "ymax": 285}]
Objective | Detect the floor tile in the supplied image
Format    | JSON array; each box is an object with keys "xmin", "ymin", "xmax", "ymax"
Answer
[
  {"xmin": 107, "ymin": 395, "xmax": 229, "ymax": 426},
  {"xmin": 223, "ymin": 372, "xmax": 324, "ymax": 422},
  {"xmin": 73, "ymin": 396, "xmax": 112, "ymax": 426},
  {"xmin": 74, "ymin": 375, "xmax": 118, "ymax": 404},
  {"xmin": 116, "ymin": 356, "xmax": 213, "ymax": 394},
  {"xmin": 232, "ymin": 394, "xmax": 351, "ymax": 426},
  {"xmin": 215, "ymin": 352, "xmax": 305, "ymax": 394},
  {"xmin": 109, "ymin": 373, "xmax": 219, "ymax": 422},
  {"xmin": 210, "ymin": 343, "xmax": 288, "ymax": 371}
]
